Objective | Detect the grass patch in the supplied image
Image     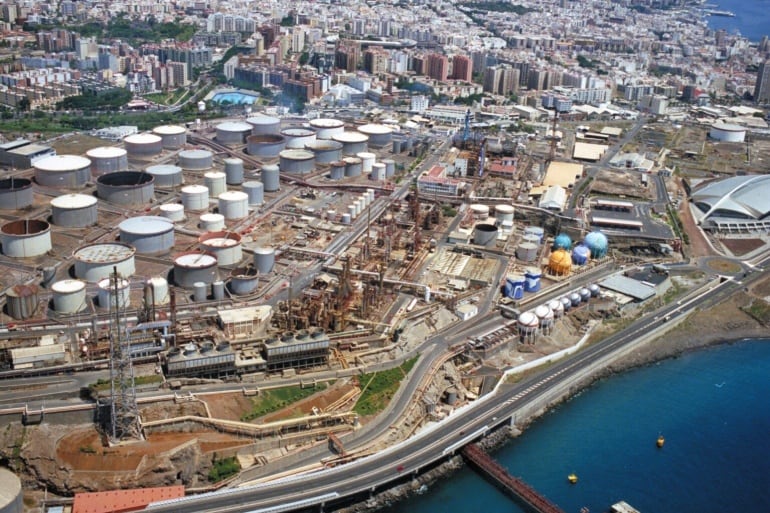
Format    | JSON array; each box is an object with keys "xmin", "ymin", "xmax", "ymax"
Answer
[
  {"xmin": 144, "ymin": 88, "xmax": 189, "ymax": 106},
  {"xmin": 353, "ymin": 355, "xmax": 420, "ymax": 416},
  {"xmin": 742, "ymin": 298, "xmax": 770, "ymax": 326},
  {"xmin": 208, "ymin": 455, "xmax": 240, "ymax": 482},
  {"xmin": 240, "ymin": 382, "xmax": 329, "ymax": 422}
]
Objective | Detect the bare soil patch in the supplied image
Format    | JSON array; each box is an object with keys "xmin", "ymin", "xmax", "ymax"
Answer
[{"xmin": 720, "ymin": 238, "xmax": 766, "ymax": 257}]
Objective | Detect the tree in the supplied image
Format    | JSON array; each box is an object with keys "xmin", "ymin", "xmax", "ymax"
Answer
[{"xmin": 18, "ymin": 97, "xmax": 30, "ymax": 112}]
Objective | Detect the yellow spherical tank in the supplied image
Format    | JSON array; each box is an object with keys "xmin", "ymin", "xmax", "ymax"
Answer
[{"xmin": 548, "ymin": 248, "xmax": 572, "ymax": 276}]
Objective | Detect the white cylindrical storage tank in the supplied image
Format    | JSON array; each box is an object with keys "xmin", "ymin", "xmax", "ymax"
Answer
[
  {"xmin": 330, "ymin": 161, "xmax": 345, "ymax": 180},
  {"xmin": 216, "ymin": 121, "xmax": 253, "ymax": 145},
  {"xmin": 473, "ymin": 223, "xmax": 498, "ymax": 247},
  {"xmin": 181, "ymin": 184, "xmax": 210, "ymax": 211},
  {"xmin": 495, "ymin": 204, "xmax": 515, "ymax": 224},
  {"xmin": 242, "ymin": 181, "xmax": 264, "ymax": 206},
  {"xmin": 193, "ymin": 281, "xmax": 208, "ymax": 302},
  {"xmin": 96, "ymin": 171, "xmax": 154, "ymax": 206},
  {"xmin": 200, "ymin": 213, "xmax": 225, "ymax": 231},
  {"xmin": 124, "ymin": 133, "xmax": 163, "ymax": 157},
  {"xmin": 357, "ymin": 123, "xmax": 393, "ymax": 146},
  {"xmin": 524, "ymin": 226, "xmax": 545, "ymax": 243},
  {"xmin": 97, "ymin": 276, "xmax": 130, "ymax": 310},
  {"xmin": 341, "ymin": 213, "xmax": 352, "ymax": 224},
  {"xmin": 247, "ymin": 134, "xmax": 286, "ymax": 157},
  {"xmin": 305, "ymin": 140, "xmax": 343, "ymax": 164},
  {"xmin": 0, "ymin": 219, "xmax": 51, "ymax": 258},
  {"xmin": 309, "ymin": 118, "xmax": 345, "ymax": 139},
  {"xmin": 357, "ymin": 152, "xmax": 376, "ymax": 173},
  {"xmin": 224, "ymin": 158, "xmax": 244, "ymax": 185},
  {"xmin": 332, "ymin": 131, "xmax": 369, "ymax": 155},
  {"xmin": 353, "ymin": 200, "xmax": 362, "ymax": 217},
  {"xmin": 119, "ymin": 216, "xmax": 175, "ymax": 255},
  {"xmin": 159, "ymin": 203, "xmax": 186, "ymax": 222},
  {"xmin": 174, "ymin": 251, "xmax": 218, "ymax": 287},
  {"xmin": 470, "ymin": 204, "xmax": 490, "ymax": 220},
  {"xmin": 73, "ymin": 242, "xmax": 136, "ymax": 282},
  {"xmin": 253, "ymin": 247, "xmax": 275, "ymax": 274},
  {"xmin": 218, "ymin": 191, "xmax": 248, "ymax": 220},
  {"xmin": 383, "ymin": 159, "xmax": 396, "ymax": 177},
  {"xmin": 281, "ymin": 127, "xmax": 317, "ymax": 149},
  {"xmin": 199, "ymin": 231, "xmax": 243, "ymax": 266},
  {"xmin": 146, "ymin": 164, "xmax": 183, "ymax": 187},
  {"xmin": 709, "ymin": 122, "xmax": 746, "ymax": 143},
  {"xmin": 204, "ymin": 171, "xmax": 227, "ymax": 197},
  {"xmin": 86, "ymin": 147, "xmax": 128, "ymax": 176},
  {"xmin": 0, "ymin": 177, "xmax": 33, "ymax": 210},
  {"xmin": 34, "ymin": 155, "xmax": 91, "ymax": 188},
  {"xmin": 246, "ymin": 115, "xmax": 281, "ymax": 135},
  {"xmin": 261, "ymin": 164, "xmax": 280, "ymax": 192},
  {"xmin": 279, "ymin": 149, "xmax": 315, "ymax": 174},
  {"xmin": 145, "ymin": 276, "xmax": 170, "ymax": 306},
  {"xmin": 51, "ymin": 279, "xmax": 87, "ymax": 313},
  {"xmin": 347, "ymin": 204, "xmax": 357, "ymax": 220},
  {"xmin": 50, "ymin": 194, "xmax": 97, "ymax": 227},
  {"xmin": 516, "ymin": 242, "xmax": 539, "ymax": 262},
  {"xmin": 366, "ymin": 188, "xmax": 375, "ymax": 203},
  {"xmin": 370, "ymin": 162, "xmax": 386, "ymax": 181},
  {"xmin": 0, "ymin": 467, "xmax": 22, "ymax": 513},
  {"xmin": 344, "ymin": 156, "xmax": 362, "ymax": 177},
  {"xmin": 212, "ymin": 280, "xmax": 226, "ymax": 300},
  {"xmin": 179, "ymin": 149, "xmax": 213, "ymax": 170},
  {"xmin": 152, "ymin": 125, "xmax": 187, "ymax": 149},
  {"xmin": 229, "ymin": 266, "xmax": 259, "ymax": 295}
]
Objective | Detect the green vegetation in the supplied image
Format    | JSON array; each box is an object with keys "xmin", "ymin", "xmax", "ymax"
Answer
[
  {"xmin": 280, "ymin": 14, "xmax": 296, "ymax": 27},
  {"xmin": 354, "ymin": 355, "xmax": 420, "ymax": 416},
  {"xmin": 441, "ymin": 204, "xmax": 458, "ymax": 217},
  {"xmin": 666, "ymin": 206, "xmax": 689, "ymax": 244},
  {"xmin": 49, "ymin": 17, "xmax": 196, "ymax": 44},
  {"xmin": 90, "ymin": 375, "xmax": 163, "ymax": 393},
  {"xmin": 577, "ymin": 55, "xmax": 598, "ymax": 69},
  {"xmin": 240, "ymin": 382, "xmax": 329, "ymax": 422},
  {"xmin": 144, "ymin": 88, "xmax": 189, "ymax": 106},
  {"xmin": 454, "ymin": 93, "xmax": 484, "ymax": 106},
  {"xmin": 460, "ymin": 2, "xmax": 534, "ymax": 14},
  {"xmin": 57, "ymin": 88, "xmax": 132, "ymax": 111},
  {"xmin": 79, "ymin": 445, "xmax": 97, "ymax": 454},
  {"xmin": 743, "ymin": 298, "xmax": 770, "ymax": 326},
  {"xmin": 208, "ymin": 455, "xmax": 240, "ymax": 482}
]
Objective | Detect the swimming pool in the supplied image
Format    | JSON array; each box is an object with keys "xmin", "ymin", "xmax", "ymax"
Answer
[{"xmin": 211, "ymin": 91, "xmax": 260, "ymax": 105}]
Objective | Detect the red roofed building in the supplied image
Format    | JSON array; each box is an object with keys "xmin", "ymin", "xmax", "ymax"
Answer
[
  {"xmin": 487, "ymin": 157, "xmax": 517, "ymax": 178},
  {"xmin": 418, "ymin": 165, "xmax": 464, "ymax": 195},
  {"xmin": 73, "ymin": 486, "xmax": 185, "ymax": 513}
]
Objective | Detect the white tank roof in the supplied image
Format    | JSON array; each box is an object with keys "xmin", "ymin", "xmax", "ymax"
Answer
[
  {"xmin": 34, "ymin": 155, "xmax": 91, "ymax": 171},
  {"xmin": 280, "ymin": 149, "xmax": 314, "ymax": 160},
  {"xmin": 205, "ymin": 171, "xmax": 226, "ymax": 179},
  {"xmin": 160, "ymin": 203, "xmax": 184, "ymax": 212},
  {"xmin": 87, "ymin": 146, "xmax": 127, "ymax": 158},
  {"xmin": 200, "ymin": 213, "xmax": 224, "ymax": 222},
  {"xmin": 201, "ymin": 236, "xmax": 239, "ymax": 248},
  {"xmin": 333, "ymin": 131, "xmax": 369, "ymax": 143},
  {"xmin": 180, "ymin": 149, "xmax": 213, "ymax": 158},
  {"xmin": 182, "ymin": 184, "xmax": 209, "ymax": 194},
  {"xmin": 52, "ymin": 279, "xmax": 86, "ymax": 293},
  {"xmin": 535, "ymin": 305, "xmax": 552, "ymax": 318},
  {"xmin": 548, "ymin": 299, "xmax": 563, "ymax": 311},
  {"xmin": 247, "ymin": 115, "xmax": 280, "ymax": 125},
  {"xmin": 357, "ymin": 123, "xmax": 393, "ymax": 134},
  {"xmin": 254, "ymin": 246, "xmax": 275, "ymax": 255},
  {"xmin": 310, "ymin": 118, "xmax": 344, "ymax": 128},
  {"xmin": 356, "ymin": 151, "xmax": 376, "ymax": 159},
  {"xmin": 147, "ymin": 164, "xmax": 182, "ymax": 175},
  {"xmin": 74, "ymin": 242, "xmax": 135, "ymax": 262},
  {"xmin": 518, "ymin": 311, "xmax": 539, "ymax": 326},
  {"xmin": 153, "ymin": 124, "xmax": 186, "ymax": 135},
  {"xmin": 217, "ymin": 121, "xmax": 252, "ymax": 132},
  {"xmin": 97, "ymin": 277, "xmax": 129, "ymax": 289},
  {"xmin": 175, "ymin": 252, "xmax": 217, "ymax": 268},
  {"xmin": 219, "ymin": 191, "xmax": 248, "ymax": 201},
  {"xmin": 119, "ymin": 216, "xmax": 174, "ymax": 234},
  {"xmin": 495, "ymin": 204, "xmax": 515, "ymax": 214},
  {"xmin": 470, "ymin": 204, "xmax": 490, "ymax": 213},
  {"xmin": 50, "ymin": 193, "xmax": 97, "ymax": 209},
  {"xmin": 124, "ymin": 133, "xmax": 162, "ymax": 144}
]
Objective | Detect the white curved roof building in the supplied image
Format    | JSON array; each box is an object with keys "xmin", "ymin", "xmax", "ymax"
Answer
[{"xmin": 691, "ymin": 175, "xmax": 770, "ymax": 231}]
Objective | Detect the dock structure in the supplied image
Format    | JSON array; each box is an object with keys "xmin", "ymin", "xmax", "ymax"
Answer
[{"xmin": 462, "ymin": 443, "xmax": 565, "ymax": 513}]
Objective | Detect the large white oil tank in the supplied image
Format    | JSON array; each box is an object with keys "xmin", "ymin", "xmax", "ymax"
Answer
[
  {"xmin": 73, "ymin": 242, "xmax": 136, "ymax": 282},
  {"xmin": 229, "ymin": 266, "xmax": 259, "ymax": 295},
  {"xmin": 470, "ymin": 204, "xmax": 490, "ymax": 220},
  {"xmin": 309, "ymin": 118, "xmax": 345, "ymax": 139},
  {"xmin": 0, "ymin": 467, "xmax": 22, "ymax": 513},
  {"xmin": 224, "ymin": 158, "xmax": 244, "ymax": 185},
  {"xmin": 357, "ymin": 152, "xmax": 376, "ymax": 173},
  {"xmin": 344, "ymin": 156, "xmax": 362, "ymax": 177},
  {"xmin": 97, "ymin": 276, "xmax": 130, "ymax": 310},
  {"xmin": 96, "ymin": 171, "xmax": 154, "ymax": 206},
  {"xmin": 357, "ymin": 123, "xmax": 393, "ymax": 146},
  {"xmin": 216, "ymin": 121, "xmax": 253, "ymax": 145},
  {"xmin": 152, "ymin": 125, "xmax": 187, "ymax": 149},
  {"xmin": 253, "ymin": 247, "xmax": 275, "ymax": 274},
  {"xmin": 181, "ymin": 184, "xmax": 210, "ymax": 211},
  {"xmin": 218, "ymin": 191, "xmax": 248, "ymax": 219},
  {"xmin": 370, "ymin": 162, "xmax": 386, "ymax": 181},
  {"xmin": 51, "ymin": 279, "xmax": 87, "ymax": 313},
  {"xmin": 329, "ymin": 161, "xmax": 345, "ymax": 180},
  {"xmin": 159, "ymin": 203, "xmax": 186, "ymax": 222},
  {"xmin": 279, "ymin": 149, "xmax": 315, "ymax": 174},
  {"xmin": 495, "ymin": 204, "xmax": 515, "ymax": 224},
  {"xmin": 0, "ymin": 177, "xmax": 33, "ymax": 210},
  {"xmin": 305, "ymin": 140, "xmax": 343, "ymax": 164},
  {"xmin": 204, "ymin": 171, "xmax": 227, "ymax": 197},
  {"xmin": 382, "ymin": 159, "xmax": 396, "ymax": 177},
  {"xmin": 247, "ymin": 134, "xmax": 286, "ymax": 158},
  {"xmin": 199, "ymin": 213, "xmax": 225, "ymax": 231},
  {"xmin": 199, "ymin": 231, "xmax": 243, "ymax": 266},
  {"xmin": 242, "ymin": 181, "xmax": 264, "ymax": 206},
  {"xmin": 146, "ymin": 164, "xmax": 183, "ymax": 187},
  {"xmin": 179, "ymin": 149, "xmax": 213, "ymax": 170},
  {"xmin": 281, "ymin": 127, "xmax": 317, "ymax": 149},
  {"xmin": 33, "ymin": 155, "xmax": 91, "ymax": 188},
  {"xmin": 709, "ymin": 122, "xmax": 746, "ymax": 143},
  {"xmin": 50, "ymin": 194, "xmax": 98, "ymax": 227},
  {"xmin": 332, "ymin": 131, "xmax": 369, "ymax": 154},
  {"xmin": 119, "ymin": 216, "xmax": 175, "ymax": 255},
  {"xmin": 261, "ymin": 164, "xmax": 280, "ymax": 192},
  {"xmin": 145, "ymin": 276, "xmax": 170, "ymax": 306},
  {"xmin": 124, "ymin": 133, "xmax": 163, "ymax": 157},
  {"xmin": 0, "ymin": 219, "xmax": 51, "ymax": 258},
  {"xmin": 86, "ymin": 147, "xmax": 128, "ymax": 176},
  {"xmin": 174, "ymin": 251, "xmax": 218, "ymax": 287},
  {"xmin": 246, "ymin": 115, "xmax": 281, "ymax": 135}
]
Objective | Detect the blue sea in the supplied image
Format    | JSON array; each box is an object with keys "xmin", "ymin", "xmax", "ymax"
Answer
[
  {"xmin": 382, "ymin": 340, "xmax": 770, "ymax": 513},
  {"xmin": 704, "ymin": 0, "xmax": 770, "ymax": 41}
]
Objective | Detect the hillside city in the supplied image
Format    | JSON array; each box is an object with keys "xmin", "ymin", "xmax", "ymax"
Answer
[{"xmin": 0, "ymin": 0, "xmax": 768, "ymax": 513}]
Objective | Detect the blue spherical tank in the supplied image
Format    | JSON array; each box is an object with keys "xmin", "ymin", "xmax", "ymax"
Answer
[
  {"xmin": 572, "ymin": 244, "xmax": 591, "ymax": 265},
  {"xmin": 553, "ymin": 233, "xmax": 572, "ymax": 251},
  {"xmin": 584, "ymin": 231, "xmax": 608, "ymax": 258}
]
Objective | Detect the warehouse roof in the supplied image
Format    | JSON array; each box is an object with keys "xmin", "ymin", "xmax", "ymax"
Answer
[{"xmin": 598, "ymin": 275, "xmax": 656, "ymax": 301}]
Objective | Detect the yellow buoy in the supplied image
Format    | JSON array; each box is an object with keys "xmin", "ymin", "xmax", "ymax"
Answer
[
  {"xmin": 657, "ymin": 435, "xmax": 665, "ymax": 448},
  {"xmin": 568, "ymin": 473, "xmax": 578, "ymax": 484}
]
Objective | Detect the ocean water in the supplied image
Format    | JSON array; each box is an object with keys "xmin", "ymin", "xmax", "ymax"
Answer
[
  {"xmin": 704, "ymin": 0, "xmax": 770, "ymax": 41},
  {"xmin": 382, "ymin": 340, "xmax": 770, "ymax": 513}
]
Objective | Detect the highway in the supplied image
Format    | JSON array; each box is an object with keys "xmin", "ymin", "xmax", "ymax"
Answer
[{"xmin": 145, "ymin": 254, "xmax": 770, "ymax": 513}]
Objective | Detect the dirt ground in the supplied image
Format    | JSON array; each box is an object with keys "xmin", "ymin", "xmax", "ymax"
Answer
[
  {"xmin": 261, "ymin": 381, "xmax": 359, "ymax": 423},
  {"xmin": 720, "ymin": 238, "xmax": 766, "ymax": 257}
]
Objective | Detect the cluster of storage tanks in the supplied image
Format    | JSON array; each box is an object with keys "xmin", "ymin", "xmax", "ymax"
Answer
[
  {"xmin": 501, "ymin": 267, "xmax": 542, "ymax": 300},
  {"xmin": 515, "ymin": 225, "xmax": 545, "ymax": 261},
  {"xmin": 470, "ymin": 204, "xmax": 517, "ymax": 248},
  {"xmin": 516, "ymin": 284, "xmax": 602, "ymax": 342},
  {"xmin": 338, "ymin": 189, "xmax": 376, "ymax": 224},
  {"xmin": 547, "ymin": 231, "xmax": 609, "ymax": 276}
]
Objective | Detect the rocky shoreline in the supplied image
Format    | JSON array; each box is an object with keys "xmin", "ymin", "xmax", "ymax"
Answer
[{"xmin": 339, "ymin": 292, "xmax": 769, "ymax": 513}]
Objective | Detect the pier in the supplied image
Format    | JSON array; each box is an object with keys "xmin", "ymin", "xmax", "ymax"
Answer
[{"xmin": 462, "ymin": 443, "xmax": 565, "ymax": 513}]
